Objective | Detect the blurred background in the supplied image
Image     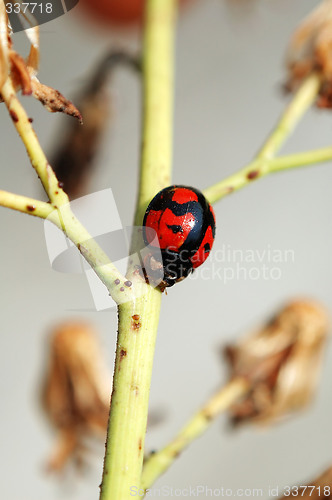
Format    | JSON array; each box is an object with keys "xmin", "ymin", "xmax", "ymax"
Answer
[{"xmin": 0, "ymin": 0, "xmax": 331, "ymax": 498}]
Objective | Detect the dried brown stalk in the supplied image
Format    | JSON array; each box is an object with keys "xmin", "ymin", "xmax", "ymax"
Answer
[{"xmin": 50, "ymin": 51, "xmax": 139, "ymax": 199}]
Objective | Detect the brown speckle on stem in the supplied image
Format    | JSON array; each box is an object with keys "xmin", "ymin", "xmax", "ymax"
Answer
[
  {"xmin": 120, "ymin": 287, "xmax": 125, "ymax": 292},
  {"xmin": 131, "ymin": 315, "xmax": 141, "ymax": 331},
  {"xmin": 138, "ymin": 438, "xmax": 142, "ymax": 453},
  {"xmin": 201, "ymin": 409, "xmax": 213, "ymax": 422},
  {"xmin": 114, "ymin": 279, "xmax": 120, "ymax": 285},
  {"xmin": 124, "ymin": 280, "xmax": 132, "ymax": 287},
  {"xmin": 247, "ymin": 170, "xmax": 259, "ymax": 180},
  {"xmin": 10, "ymin": 110, "xmax": 19, "ymax": 122},
  {"xmin": 26, "ymin": 204, "xmax": 36, "ymax": 212},
  {"xmin": 28, "ymin": 117, "xmax": 33, "ymax": 123},
  {"xmin": 118, "ymin": 349, "xmax": 127, "ymax": 371}
]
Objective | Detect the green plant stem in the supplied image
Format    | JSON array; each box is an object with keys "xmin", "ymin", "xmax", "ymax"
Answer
[
  {"xmin": 204, "ymin": 74, "xmax": 321, "ymax": 205},
  {"xmin": 0, "ymin": 193, "xmax": 133, "ymax": 303},
  {"xmin": 134, "ymin": 1, "xmax": 175, "ymax": 224},
  {"xmin": 141, "ymin": 378, "xmax": 249, "ymax": 491},
  {"xmin": 55, "ymin": 205, "xmax": 134, "ymax": 304},
  {"xmin": 1, "ymin": 78, "xmax": 68, "ymax": 206},
  {"xmin": 0, "ymin": 190, "xmax": 54, "ymax": 217},
  {"xmin": 203, "ymin": 146, "xmax": 332, "ymax": 204},
  {"xmin": 99, "ymin": 1, "xmax": 176, "ymax": 499},
  {"xmin": 256, "ymin": 74, "xmax": 320, "ymax": 159},
  {"xmin": 268, "ymin": 147, "xmax": 332, "ymax": 172}
]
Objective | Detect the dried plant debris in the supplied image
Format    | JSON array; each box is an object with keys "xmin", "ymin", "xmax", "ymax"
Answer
[
  {"xmin": 0, "ymin": 5, "xmax": 81, "ymax": 120},
  {"xmin": 50, "ymin": 51, "xmax": 140, "ymax": 199},
  {"xmin": 278, "ymin": 465, "xmax": 332, "ymax": 499},
  {"xmin": 42, "ymin": 321, "xmax": 111, "ymax": 471},
  {"xmin": 30, "ymin": 76, "xmax": 82, "ymax": 122},
  {"xmin": 286, "ymin": 0, "xmax": 332, "ymax": 108},
  {"xmin": 224, "ymin": 300, "xmax": 329, "ymax": 425},
  {"xmin": 42, "ymin": 318, "xmax": 163, "ymax": 471}
]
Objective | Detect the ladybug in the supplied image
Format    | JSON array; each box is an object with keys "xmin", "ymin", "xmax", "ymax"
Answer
[{"xmin": 142, "ymin": 185, "xmax": 216, "ymax": 288}]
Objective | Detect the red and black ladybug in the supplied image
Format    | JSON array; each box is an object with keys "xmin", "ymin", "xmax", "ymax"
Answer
[{"xmin": 142, "ymin": 185, "xmax": 216, "ymax": 288}]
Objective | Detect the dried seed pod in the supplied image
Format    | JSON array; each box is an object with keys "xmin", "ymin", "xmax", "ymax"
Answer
[
  {"xmin": 278, "ymin": 465, "xmax": 332, "ymax": 499},
  {"xmin": 224, "ymin": 300, "xmax": 329, "ymax": 425},
  {"xmin": 30, "ymin": 76, "xmax": 82, "ymax": 122},
  {"xmin": 42, "ymin": 321, "xmax": 111, "ymax": 471},
  {"xmin": 286, "ymin": 0, "xmax": 332, "ymax": 108}
]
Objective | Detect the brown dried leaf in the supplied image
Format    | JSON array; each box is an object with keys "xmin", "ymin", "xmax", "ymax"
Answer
[
  {"xmin": 25, "ymin": 25, "xmax": 39, "ymax": 73},
  {"xmin": 9, "ymin": 50, "xmax": 32, "ymax": 95},
  {"xmin": 224, "ymin": 300, "xmax": 329, "ymax": 425},
  {"xmin": 31, "ymin": 76, "xmax": 82, "ymax": 122}
]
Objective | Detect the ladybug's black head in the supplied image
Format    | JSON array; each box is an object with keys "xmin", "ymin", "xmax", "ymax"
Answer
[{"xmin": 160, "ymin": 249, "xmax": 193, "ymax": 287}]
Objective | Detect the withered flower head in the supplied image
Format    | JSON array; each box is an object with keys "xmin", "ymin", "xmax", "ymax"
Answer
[
  {"xmin": 286, "ymin": 0, "xmax": 332, "ymax": 108},
  {"xmin": 0, "ymin": 3, "xmax": 81, "ymax": 121},
  {"xmin": 224, "ymin": 300, "xmax": 329, "ymax": 425},
  {"xmin": 279, "ymin": 465, "xmax": 332, "ymax": 499},
  {"xmin": 42, "ymin": 321, "xmax": 111, "ymax": 471}
]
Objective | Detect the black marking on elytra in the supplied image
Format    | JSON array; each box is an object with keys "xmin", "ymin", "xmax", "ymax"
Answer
[
  {"xmin": 167, "ymin": 224, "xmax": 184, "ymax": 234},
  {"xmin": 143, "ymin": 185, "xmax": 216, "ymax": 285},
  {"xmin": 143, "ymin": 185, "xmax": 214, "ymax": 256}
]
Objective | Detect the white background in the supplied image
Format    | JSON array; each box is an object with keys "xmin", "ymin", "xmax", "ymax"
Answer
[{"xmin": 0, "ymin": 1, "xmax": 331, "ymax": 499}]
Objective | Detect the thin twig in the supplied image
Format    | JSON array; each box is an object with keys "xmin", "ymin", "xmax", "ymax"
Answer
[
  {"xmin": 204, "ymin": 74, "xmax": 321, "ymax": 205},
  {"xmin": 256, "ymin": 74, "xmax": 320, "ymax": 159},
  {"xmin": 203, "ymin": 147, "xmax": 332, "ymax": 204},
  {"xmin": 141, "ymin": 378, "xmax": 249, "ymax": 491},
  {"xmin": 0, "ymin": 190, "xmax": 54, "ymax": 218},
  {"xmin": 1, "ymin": 77, "xmax": 68, "ymax": 206}
]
